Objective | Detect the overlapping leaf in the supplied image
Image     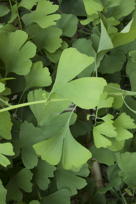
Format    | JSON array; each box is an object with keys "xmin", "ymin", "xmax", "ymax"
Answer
[
  {"xmin": 56, "ymin": 165, "xmax": 89, "ymax": 195},
  {"xmin": 7, "ymin": 168, "xmax": 33, "ymax": 201},
  {"xmin": 0, "ymin": 179, "xmax": 7, "ymax": 204},
  {"xmin": 53, "ymin": 48, "xmax": 106, "ymax": 109},
  {"xmin": 93, "ymin": 113, "xmax": 136, "ymax": 150},
  {"xmin": 35, "ymin": 160, "xmax": 56, "ymax": 190},
  {"xmin": 0, "ymin": 143, "xmax": 14, "ymax": 167},
  {"xmin": 0, "ymin": 112, "xmax": 12, "ymax": 140},
  {"xmin": 26, "ymin": 25, "xmax": 62, "ymax": 53},
  {"xmin": 25, "ymin": 61, "xmax": 52, "ymax": 89},
  {"xmin": 33, "ymin": 112, "xmax": 91, "ymax": 171},
  {"xmin": 22, "ymin": 0, "xmax": 60, "ymax": 28},
  {"xmin": 0, "ymin": 30, "xmax": 36, "ymax": 75},
  {"xmin": 19, "ymin": 122, "xmax": 45, "ymax": 169}
]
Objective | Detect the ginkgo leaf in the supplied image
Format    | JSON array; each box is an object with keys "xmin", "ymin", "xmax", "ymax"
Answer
[
  {"xmin": 115, "ymin": 127, "xmax": 133, "ymax": 141},
  {"xmin": 28, "ymin": 89, "xmax": 70, "ymax": 126},
  {"xmin": 56, "ymin": 168, "xmax": 87, "ymax": 195},
  {"xmin": 22, "ymin": 0, "xmax": 60, "ymax": 29},
  {"xmin": 53, "ymin": 48, "xmax": 94, "ymax": 90},
  {"xmin": 0, "ymin": 30, "xmax": 36, "ymax": 75},
  {"xmin": 0, "ymin": 112, "xmax": 12, "ymax": 140},
  {"xmin": 57, "ymin": 14, "xmax": 78, "ymax": 37},
  {"xmin": 55, "ymin": 77, "xmax": 107, "ymax": 109},
  {"xmin": 98, "ymin": 20, "xmax": 113, "ymax": 52},
  {"xmin": 33, "ymin": 113, "xmax": 91, "ymax": 170},
  {"xmin": 42, "ymin": 189, "xmax": 70, "ymax": 204},
  {"xmin": 116, "ymin": 152, "xmax": 136, "ymax": 186},
  {"xmin": 113, "ymin": 113, "xmax": 135, "ymax": 142},
  {"xmin": 97, "ymin": 92, "xmax": 114, "ymax": 109},
  {"xmin": 0, "ymin": 180, "xmax": 7, "ymax": 204},
  {"xmin": 114, "ymin": 113, "xmax": 136, "ymax": 129},
  {"xmin": 7, "ymin": 168, "xmax": 33, "ymax": 201},
  {"xmin": 26, "ymin": 25, "xmax": 62, "ymax": 53},
  {"xmin": 19, "ymin": 122, "xmax": 45, "ymax": 169},
  {"xmin": 35, "ymin": 160, "xmax": 56, "ymax": 190},
  {"xmin": 0, "ymin": 143, "xmax": 14, "ymax": 167},
  {"xmin": 19, "ymin": 0, "xmax": 38, "ymax": 9},
  {"xmin": 0, "ymin": 82, "xmax": 5, "ymax": 93},
  {"xmin": 82, "ymin": 0, "xmax": 103, "ymax": 24},
  {"xmin": 61, "ymin": 128, "xmax": 91, "ymax": 171},
  {"xmin": 25, "ymin": 61, "xmax": 52, "ymax": 89},
  {"xmin": 0, "ymin": 5, "xmax": 9, "ymax": 17},
  {"xmin": 93, "ymin": 117, "xmax": 117, "ymax": 148},
  {"xmin": 83, "ymin": 0, "xmax": 103, "ymax": 16},
  {"xmin": 33, "ymin": 133, "xmax": 63, "ymax": 165},
  {"xmin": 93, "ymin": 127, "xmax": 112, "ymax": 148}
]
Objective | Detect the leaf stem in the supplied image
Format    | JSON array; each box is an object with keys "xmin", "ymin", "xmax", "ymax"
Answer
[
  {"xmin": 122, "ymin": 96, "xmax": 136, "ymax": 114},
  {"xmin": 0, "ymin": 98, "xmax": 69, "ymax": 113},
  {"xmin": 15, "ymin": 0, "xmax": 22, "ymax": 29}
]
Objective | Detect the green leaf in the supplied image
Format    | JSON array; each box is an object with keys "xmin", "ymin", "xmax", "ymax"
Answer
[
  {"xmin": 91, "ymin": 146, "xmax": 116, "ymax": 166},
  {"xmin": 116, "ymin": 152, "xmax": 136, "ymax": 186},
  {"xmin": 33, "ymin": 113, "xmax": 91, "ymax": 171},
  {"xmin": 112, "ymin": 18, "xmax": 136, "ymax": 47},
  {"xmin": 114, "ymin": 113, "xmax": 136, "ymax": 129},
  {"xmin": 99, "ymin": 50, "xmax": 126, "ymax": 74},
  {"xmin": 0, "ymin": 30, "xmax": 36, "ymax": 75},
  {"xmin": 83, "ymin": 0, "xmax": 103, "ymax": 15},
  {"xmin": 25, "ymin": 61, "xmax": 52, "ymax": 89},
  {"xmin": 19, "ymin": 0, "xmax": 38, "ymax": 9},
  {"xmin": 114, "ymin": 113, "xmax": 135, "ymax": 141},
  {"xmin": 53, "ymin": 48, "xmax": 94, "ymax": 90},
  {"xmin": 57, "ymin": 14, "xmax": 78, "ymax": 37},
  {"xmin": 105, "ymin": 83, "xmax": 123, "ymax": 109},
  {"xmin": 93, "ymin": 116, "xmax": 117, "ymax": 148},
  {"xmin": 109, "ymin": 0, "xmax": 135, "ymax": 19},
  {"xmin": 55, "ymin": 77, "xmax": 107, "ymax": 109},
  {"xmin": 0, "ymin": 5, "xmax": 10, "ymax": 17},
  {"xmin": 0, "ymin": 179, "xmax": 7, "ymax": 204},
  {"xmin": 61, "ymin": 0, "xmax": 86, "ymax": 16},
  {"xmin": 42, "ymin": 189, "xmax": 70, "ymax": 204},
  {"xmin": 7, "ymin": 168, "xmax": 33, "ymax": 201},
  {"xmin": 22, "ymin": 0, "xmax": 60, "ymax": 29},
  {"xmin": 19, "ymin": 122, "xmax": 45, "ymax": 169},
  {"xmin": 26, "ymin": 25, "xmax": 62, "ymax": 53},
  {"xmin": 0, "ymin": 112, "xmax": 12, "ymax": 139},
  {"xmin": 72, "ymin": 38, "xmax": 96, "ymax": 77},
  {"xmin": 0, "ymin": 82, "xmax": 5, "ymax": 93},
  {"xmin": 98, "ymin": 20, "xmax": 113, "ymax": 52},
  {"xmin": 28, "ymin": 89, "xmax": 70, "ymax": 126},
  {"xmin": 56, "ymin": 168, "xmax": 87, "ymax": 195},
  {"xmin": 126, "ymin": 51, "xmax": 136, "ymax": 91},
  {"xmin": 97, "ymin": 92, "xmax": 114, "ymax": 109},
  {"xmin": 29, "ymin": 201, "xmax": 40, "ymax": 204},
  {"xmin": 82, "ymin": 0, "xmax": 103, "ymax": 24},
  {"xmin": 0, "ymin": 143, "xmax": 14, "ymax": 167},
  {"xmin": 35, "ymin": 160, "xmax": 56, "ymax": 190}
]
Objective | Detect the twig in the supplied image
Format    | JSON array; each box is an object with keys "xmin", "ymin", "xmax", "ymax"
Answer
[{"xmin": 92, "ymin": 160, "xmax": 103, "ymax": 188}]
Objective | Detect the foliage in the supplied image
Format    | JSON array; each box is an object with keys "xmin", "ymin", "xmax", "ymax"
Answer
[{"xmin": 0, "ymin": 0, "xmax": 136, "ymax": 203}]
